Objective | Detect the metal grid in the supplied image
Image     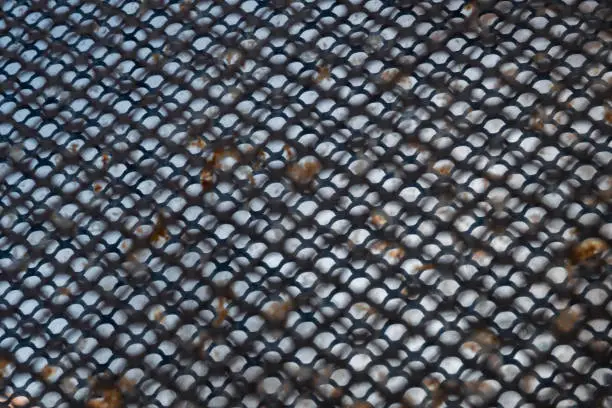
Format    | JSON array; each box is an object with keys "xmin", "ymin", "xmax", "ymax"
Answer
[{"xmin": 0, "ymin": 0, "xmax": 611, "ymax": 407}]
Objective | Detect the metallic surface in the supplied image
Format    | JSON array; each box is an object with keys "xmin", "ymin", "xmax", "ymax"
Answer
[{"xmin": 0, "ymin": 1, "xmax": 610, "ymax": 407}]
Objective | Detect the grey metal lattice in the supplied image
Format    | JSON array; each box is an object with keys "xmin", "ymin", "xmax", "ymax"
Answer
[{"xmin": 0, "ymin": 0, "xmax": 611, "ymax": 407}]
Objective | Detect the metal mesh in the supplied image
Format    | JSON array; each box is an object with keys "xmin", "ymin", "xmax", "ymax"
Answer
[{"xmin": 1, "ymin": 0, "xmax": 611, "ymax": 407}]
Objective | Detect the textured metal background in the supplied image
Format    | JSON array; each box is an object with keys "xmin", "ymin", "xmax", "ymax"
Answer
[{"xmin": 0, "ymin": 0, "xmax": 611, "ymax": 407}]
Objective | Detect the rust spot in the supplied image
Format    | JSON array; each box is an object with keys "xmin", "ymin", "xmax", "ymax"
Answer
[
  {"xmin": 388, "ymin": 247, "xmax": 405, "ymax": 260},
  {"xmin": 533, "ymin": 53, "xmax": 548, "ymax": 64},
  {"xmin": 224, "ymin": 49, "xmax": 241, "ymax": 66},
  {"xmin": 209, "ymin": 147, "xmax": 240, "ymax": 170},
  {"xmin": 189, "ymin": 137, "xmax": 206, "ymax": 149},
  {"xmin": 381, "ymin": 68, "xmax": 399, "ymax": 83},
  {"xmin": 423, "ymin": 378, "xmax": 446, "ymax": 408},
  {"xmin": 531, "ymin": 112, "xmax": 544, "ymax": 130},
  {"xmin": 102, "ymin": 153, "xmax": 110, "ymax": 168},
  {"xmin": 288, "ymin": 159, "xmax": 322, "ymax": 184},
  {"xmin": 329, "ymin": 387, "xmax": 343, "ymax": 398},
  {"xmin": 150, "ymin": 213, "xmax": 169, "ymax": 244},
  {"xmin": 355, "ymin": 303, "xmax": 377, "ymax": 318},
  {"xmin": 463, "ymin": 341, "xmax": 480, "ymax": 352},
  {"xmin": 212, "ymin": 297, "xmax": 228, "ymax": 327},
  {"xmin": 247, "ymin": 172, "xmax": 256, "ymax": 186},
  {"xmin": 283, "ymin": 144, "xmax": 295, "ymax": 159},
  {"xmin": 501, "ymin": 67, "xmax": 517, "ymax": 78},
  {"xmin": 70, "ymin": 143, "xmax": 79, "ymax": 153},
  {"xmin": 351, "ymin": 402, "xmax": 373, "ymax": 408},
  {"xmin": 346, "ymin": 239, "xmax": 355, "ymax": 250},
  {"xmin": 605, "ymin": 107, "xmax": 612, "ymax": 124},
  {"xmin": 93, "ymin": 183, "xmax": 102, "ymax": 193},
  {"xmin": 42, "ymin": 365, "xmax": 56, "ymax": 379},
  {"xmin": 314, "ymin": 65, "xmax": 330, "ymax": 82},
  {"xmin": 555, "ymin": 308, "xmax": 582, "ymax": 333},
  {"xmin": 414, "ymin": 263, "xmax": 435, "ymax": 271},
  {"xmin": 152, "ymin": 308, "xmax": 165, "ymax": 323},
  {"xmin": 118, "ymin": 376, "xmax": 136, "ymax": 392},
  {"xmin": 87, "ymin": 388, "xmax": 123, "ymax": 408},
  {"xmin": 180, "ymin": 0, "xmax": 193, "ymax": 13},
  {"xmin": 121, "ymin": 241, "xmax": 128, "ymax": 250},
  {"xmin": 470, "ymin": 328, "xmax": 500, "ymax": 349},
  {"xmin": 200, "ymin": 168, "xmax": 214, "ymax": 190},
  {"xmin": 370, "ymin": 240, "xmax": 389, "ymax": 253},
  {"xmin": 58, "ymin": 287, "xmax": 71, "ymax": 296},
  {"xmin": 519, "ymin": 375, "xmax": 537, "ymax": 393},
  {"xmin": 473, "ymin": 250, "xmax": 488, "ymax": 259},
  {"xmin": 0, "ymin": 358, "xmax": 11, "ymax": 378},
  {"xmin": 464, "ymin": 380, "xmax": 492, "ymax": 394},
  {"xmin": 569, "ymin": 238, "xmax": 608, "ymax": 264},
  {"xmin": 265, "ymin": 299, "xmax": 293, "ymax": 323},
  {"xmin": 435, "ymin": 164, "xmax": 453, "ymax": 176},
  {"xmin": 370, "ymin": 211, "xmax": 388, "ymax": 227}
]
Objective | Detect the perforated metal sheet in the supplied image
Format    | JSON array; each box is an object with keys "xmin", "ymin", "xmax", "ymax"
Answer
[{"xmin": 0, "ymin": 0, "xmax": 611, "ymax": 407}]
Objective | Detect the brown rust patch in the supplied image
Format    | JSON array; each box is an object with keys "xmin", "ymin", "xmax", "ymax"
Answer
[
  {"xmin": 150, "ymin": 213, "xmax": 169, "ymax": 244},
  {"xmin": 212, "ymin": 297, "xmax": 228, "ymax": 327},
  {"xmin": 555, "ymin": 308, "xmax": 582, "ymax": 333},
  {"xmin": 265, "ymin": 299, "xmax": 293, "ymax": 323},
  {"xmin": 314, "ymin": 65, "xmax": 330, "ymax": 82},
  {"xmin": 569, "ymin": 238, "xmax": 608, "ymax": 264},
  {"xmin": 288, "ymin": 159, "xmax": 322, "ymax": 184}
]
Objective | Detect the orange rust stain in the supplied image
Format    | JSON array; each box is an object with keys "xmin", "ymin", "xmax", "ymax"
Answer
[
  {"xmin": 189, "ymin": 138, "xmax": 206, "ymax": 149},
  {"xmin": 569, "ymin": 238, "xmax": 608, "ymax": 264},
  {"xmin": 212, "ymin": 297, "xmax": 228, "ymax": 327},
  {"xmin": 315, "ymin": 65, "xmax": 330, "ymax": 82},
  {"xmin": 118, "ymin": 376, "xmax": 136, "ymax": 392},
  {"xmin": 370, "ymin": 212, "xmax": 388, "ymax": 227},
  {"xmin": 153, "ymin": 308, "xmax": 165, "ymax": 323},
  {"xmin": 283, "ymin": 144, "xmax": 295, "ymax": 159},
  {"xmin": 93, "ymin": 183, "xmax": 102, "ymax": 193},
  {"xmin": 0, "ymin": 358, "xmax": 11, "ymax": 375},
  {"xmin": 473, "ymin": 250, "xmax": 488, "ymax": 259},
  {"xmin": 87, "ymin": 388, "xmax": 123, "ymax": 408},
  {"xmin": 150, "ymin": 214, "xmax": 169, "ymax": 244},
  {"xmin": 388, "ymin": 247, "xmax": 405, "ymax": 260},
  {"xmin": 370, "ymin": 240, "xmax": 389, "ymax": 253},
  {"xmin": 265, "ymin": 299, "xmax": 293, "ymax": 322},
  {"xmin": 555, "ymin": 308, "xmax": 581, "ymax": 333},
  {"xmin": 58, "ymin": 287, "xmax": 71, "ymax": 296},
  {"xmin": 42, "ymin": 365, "xmax": 56, "ymax": 379},
  {"xmin": 200, "ymin": 168, "xmax": 214, "ymax": 190},
  {"xmin": 209, "ymin": 147, "xmax": 240, "ymax": 169},
  {"xmin": 471, "ymin": 328, "xmax": 500, "ymax": 348},
  {"xmin": 435, "ymin": 164, "xmax": 453, "ymax": 176},
  {"xmin": 288, "ymin": 160, "xmax": 322, "ymax": 184},
  {"xmin": 381, "ymin": 69, "xmax": 399, "ymax": 83}
]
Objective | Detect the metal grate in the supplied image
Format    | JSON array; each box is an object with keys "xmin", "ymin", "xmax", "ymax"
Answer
[{"xmin": 1, "ymin": 0, "xmax": 611, "ymax": 407}]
